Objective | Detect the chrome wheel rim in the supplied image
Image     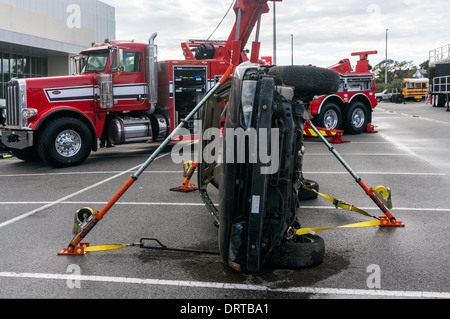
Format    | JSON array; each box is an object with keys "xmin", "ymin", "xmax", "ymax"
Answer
[
  {"xmin": 55, "ymin": 130, "xmax": 82, "ymax": 157},
  {"xmin": 351, "ymin": 108, "xmax": 365, "ymax": 128},
  {"xmin": 323, "ymin": 109, "xmax": 339, "ymax": 129}
]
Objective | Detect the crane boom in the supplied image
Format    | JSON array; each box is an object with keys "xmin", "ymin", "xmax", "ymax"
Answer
[
  {"xmin": 226, "ymin": 0, "xmax": 282, "ymax": 64},
  {"xmin": 182, "ymin": 0, "xmax": 282, "ymax": 65}
]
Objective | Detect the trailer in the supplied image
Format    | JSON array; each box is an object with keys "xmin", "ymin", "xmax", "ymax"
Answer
[{"xmin": 429, "ymin": 44, "xmax": 450, "ymax": 109}]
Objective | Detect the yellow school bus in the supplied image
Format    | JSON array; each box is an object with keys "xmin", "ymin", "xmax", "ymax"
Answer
[{"xmin": 401, "ymin": 78, "xmax": 429, "ymax": 101}]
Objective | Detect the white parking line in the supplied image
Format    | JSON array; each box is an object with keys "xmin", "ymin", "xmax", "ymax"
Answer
[
  {"xmin": 0, "ymin": 272, "xmax": 448, "ymax": 299},
  {"xmin": 305, "ymin": 153, "xmax": 413, "ymax": 156},
  {"xmin": 1, "ymin": 202, "xmax": 449, "ymax": 213},
  {"xmin": 376, "ymin": 107, "xmax": 450, "ymax": 126},
  {"xmin": 0, "ymin": 171, "xmax": 182, "ymax": 178},
  {"xmin": 0, "ymin": 152, "xmax": 171, "ymax": 229},
  {"xmin": 299, "ymin": 206, "xmax": 450, "ymax": 213},
  {"xmin": 0, "ymin": 170, "xmax": 445, "ymax": 178},
  {"xmin": 303, "ymin": 171, "xmax": 446, "ymax": 176},
  {"xmin": 0, "ymin": 201, "xmax": 206, "ymax": 207}
]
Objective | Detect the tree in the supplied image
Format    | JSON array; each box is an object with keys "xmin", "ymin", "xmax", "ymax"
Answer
[{"xmin": 373, "ymin": 59, "xmax": 426, "ymax": 92}]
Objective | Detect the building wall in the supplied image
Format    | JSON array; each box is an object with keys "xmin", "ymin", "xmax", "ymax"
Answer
[
  {"xmin": 0, "ymin": 0, "xmax": 115, "ymax": 51},
  {"xmin": 0, "ymin": 0, "xmax": 115, "ymax": 98}
]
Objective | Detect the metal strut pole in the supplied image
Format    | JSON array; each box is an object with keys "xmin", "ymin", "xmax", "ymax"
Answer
[
  {"xmin": 59, "ymin": 65, "xmax": 234, "ymax": 255},
  {"xmin": 305, "ymin": 120, "xmax": 404, "ymax": 226},
  {"xmin": 135, "ymin": 65, "xmax": 233, "ymax": 178}
]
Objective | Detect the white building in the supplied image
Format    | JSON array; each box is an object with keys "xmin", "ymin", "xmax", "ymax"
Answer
[{"xmin": 0, "ymin": 0, "xmax": 115, "ymax": 99}]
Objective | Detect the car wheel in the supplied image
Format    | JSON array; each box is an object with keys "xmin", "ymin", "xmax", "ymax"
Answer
[
  {"xmin": 268, "ymin": 65, "xmax": 340, "ymax": 99},
  {"xmin": 298, "ymin": 179, "xmax": 319, "ymax": 201},
  {"xmin": 267, "ymin": 234, "xmax": 325, "ymax": 268},
  {"xmin": 395, "ymin": 95, "xmax": 404, "ymax": 104}
]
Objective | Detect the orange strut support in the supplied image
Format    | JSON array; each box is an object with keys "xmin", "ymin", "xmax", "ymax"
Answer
[
  {"xmin": 305, "ymin": 120, "xmax": 405, "ymax": 227},
  {"xmin": 358, "ymin": 180, "xmax": 394, "ymax": 221},
  {"xmin": 59, "ymin": 65, "xmax": 235, "ymax": 256},
  {"xmin": 61, "ymin": 176, "xmax": 137, "ymax": 253},
  {"xmin": 97, "ymin": 176, "xmax": 137, "ymax": 220}
]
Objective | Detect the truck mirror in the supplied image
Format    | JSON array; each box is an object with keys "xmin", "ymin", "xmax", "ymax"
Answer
[{"xmin": 115, "ymin": 48, "xmax": 124, "ymax": 73}]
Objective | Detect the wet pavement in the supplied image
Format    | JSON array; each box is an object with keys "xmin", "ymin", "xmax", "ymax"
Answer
[{"xmin": 0, "ymin": 101, "xmax": 449, "ymax": 304}]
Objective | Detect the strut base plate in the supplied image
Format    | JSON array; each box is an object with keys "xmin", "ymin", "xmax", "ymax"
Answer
[
  {"xmin": 379, "ymin": 216, "xmax": 405, "ymax": 227},
  {"xmin": 58, "ymin": 243, "xmax": 90, "ymax": 255}
]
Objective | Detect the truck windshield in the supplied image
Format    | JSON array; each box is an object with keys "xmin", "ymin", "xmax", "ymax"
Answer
[{"xmin": 82, "ymin": 51, "xmax": 109, "ymax": 73}]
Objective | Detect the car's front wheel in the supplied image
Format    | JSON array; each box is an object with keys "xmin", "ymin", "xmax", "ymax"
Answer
[{"xmin": 267, "ymin": 234, "xmax": 325, "ymax": 268}]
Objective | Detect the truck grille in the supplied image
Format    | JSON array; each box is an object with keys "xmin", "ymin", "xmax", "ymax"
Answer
[{"xmin": 6, "ymin": 80, "xmax": 22, "ymax": 127}]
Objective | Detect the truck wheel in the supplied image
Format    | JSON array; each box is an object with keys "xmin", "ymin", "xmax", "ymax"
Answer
[
  {"xmin": 11, "ymin": 147, "xmax": 40, "ymax": 162},
  {"xmin": 37, "ymin": 117, "xmax": 92, "ymax": 168},
  {"xmin": 268, "ymin": 65, "xmax": 340, "ymax": 99},
  {"xmin": 267, "ymin": 234, "xmax": 325, "ymax": 268},
  {"xmin": 437, "ymin": 94, "xmax": 447, "ymax": 107},
  {"xmin": 343, "ymin": 102, "xmax": 369, "ymax": 134},
  {"xmin": 314, "ymin": 102, "xmax": 342, "ymax": 130}
]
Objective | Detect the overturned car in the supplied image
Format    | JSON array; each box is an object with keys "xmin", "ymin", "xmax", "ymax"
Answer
[{"xmin": 198, "ymin": 62, "xmax": 340, "ymax": 273}]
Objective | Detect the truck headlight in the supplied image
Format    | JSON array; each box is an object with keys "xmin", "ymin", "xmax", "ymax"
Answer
[
  {"xmin": 22, "ymin": 108, "xmax": 38, "ymax": 119},
  {"xmin": 241, "ymin": 80, "xmax": 257, "ymax": 128}
]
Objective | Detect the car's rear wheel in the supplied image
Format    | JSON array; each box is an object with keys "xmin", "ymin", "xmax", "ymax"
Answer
[{"xmin": 268, "ymin": 65, "xmax": 340, "ymax": 99}]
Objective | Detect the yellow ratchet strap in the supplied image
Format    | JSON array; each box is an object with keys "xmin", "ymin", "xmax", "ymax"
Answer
[
  {"xmin": 84, "ymin": 243, "xmax": 139, "ymax": 252},
  {"xmin": 302, "ymin": 185, "xmax": 379, "ymax": 220},
  {"xmin": 296, "ymin": 220, "xmax": 382, "ymax": 236},
  {"xmin": 297, "ymin": 185, "xmax": 382, "ymax": 235}
]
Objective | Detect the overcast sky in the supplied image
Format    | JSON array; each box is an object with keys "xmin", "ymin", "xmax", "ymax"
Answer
[{"xmin": 100, "ymin": 0, "xmax": 449, "ymax": 69}]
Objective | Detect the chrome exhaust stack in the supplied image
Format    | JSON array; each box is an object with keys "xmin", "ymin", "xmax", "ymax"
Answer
[{"xmin": 146, "ymin": 33, "xmax": 158, "ymax": 114}]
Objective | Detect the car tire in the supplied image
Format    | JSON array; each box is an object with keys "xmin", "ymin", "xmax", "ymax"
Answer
[
  {"xmin": 267, "ymin": 234, "xmax": 325, "ymax": 268},
  {"xmin": 37, "ymin": 117, "xmax": 92, "ymax": 168},
  {"xmin": 298, "ymin": 179, "xmax": 319, "ymax": 201},
  {"xmin": 395, "ymin": 95, "xmax": 404, "ymax": 104},
  {"xmin": 268, "ymin": 65, "xmax": 340, "ymax": 99}
]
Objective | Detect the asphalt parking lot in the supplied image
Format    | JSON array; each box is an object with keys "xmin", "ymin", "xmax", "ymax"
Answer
[{"xmin": 0, "ymin": 101, "xmax": 449, "ymax": 305}]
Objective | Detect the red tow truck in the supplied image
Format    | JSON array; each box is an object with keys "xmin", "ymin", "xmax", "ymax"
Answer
[
  {"xmin": 1, "ymin": 0, "xmax": 278, "ymax": 167},
  {"xmin": 309, "ymin": 51, "xmax": 378, "ymax": 134}
]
